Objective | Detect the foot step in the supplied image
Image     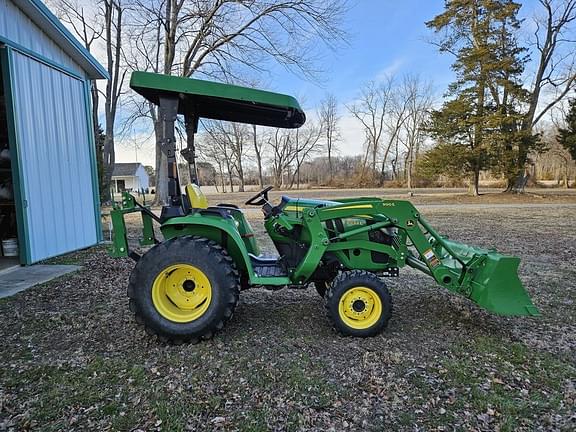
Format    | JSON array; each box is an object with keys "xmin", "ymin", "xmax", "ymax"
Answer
[{"xmin": 252, "ymin": 264, "xmax": 287, "ymax": 277}]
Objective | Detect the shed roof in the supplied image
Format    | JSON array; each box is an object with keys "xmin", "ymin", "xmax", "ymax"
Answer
[
  {"xmin": 13, "ymin": 0, "xmax": 108, "ymax": 79},
  {"xmin": 112, "ymin": 163, "xmax": 143, "ymax": 177}
]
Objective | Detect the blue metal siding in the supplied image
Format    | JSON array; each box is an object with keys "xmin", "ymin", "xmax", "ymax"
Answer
[
  {"xmin": 0, "ymin": 0, "xmax": 84, "ymax": 76},
  {"xmin": 10, "ymin": 50, "xmax": 98, "ymax": 263}
]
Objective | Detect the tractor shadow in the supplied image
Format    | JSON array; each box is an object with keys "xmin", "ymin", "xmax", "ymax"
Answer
[{"xmin": 223, "ymin": 281, "xmax": 516, "ymax": 359}]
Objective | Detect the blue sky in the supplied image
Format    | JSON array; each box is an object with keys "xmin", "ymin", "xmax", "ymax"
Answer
[
  {"xmin": 273, "ymin": 0, "xmax": 543, "ymax": 105},
  {"xmin": 273, "ymin": 1, "xmax": 453, "ymax": 104},
  {"xmin": 114, "ymin": 0, "xmax": 545, "ymax": 165}
]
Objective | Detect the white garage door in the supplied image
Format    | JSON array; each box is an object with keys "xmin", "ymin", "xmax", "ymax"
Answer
[{"xmin": 9, "ymin": 50, "xmax": 98, "ymax": 263}]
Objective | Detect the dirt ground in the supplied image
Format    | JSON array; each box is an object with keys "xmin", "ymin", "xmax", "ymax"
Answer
[
  {"xmin": 1, "ymin": 189, "xmax": 575, "ymax": 431},
  {"xmin": 118, "ymin": 187, "xmax": 576, "ymax": 211},
  {"xmin": 204, "ymin": 186, "xmax": 576, "ymax": 207}
]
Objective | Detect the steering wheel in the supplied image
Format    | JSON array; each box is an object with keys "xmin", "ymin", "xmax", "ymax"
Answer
[{"xmin": 245, "ymin": 186, "xmax": 274, "ymax": 206}]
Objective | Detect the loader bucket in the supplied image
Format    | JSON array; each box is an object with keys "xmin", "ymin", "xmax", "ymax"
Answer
[
  {"xmin": 434, "ymin": 240, "xmax": 540, "ymax": 317},
  {"xmin": 466, "ymin": 253, "xmax": 540, "ymax": 316}
]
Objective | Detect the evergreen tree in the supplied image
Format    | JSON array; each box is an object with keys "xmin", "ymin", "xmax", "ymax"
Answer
[
  {"xmin": 426, "ymin": 0, "xmax": 535, "ymax": 195},
  {"xmin": 558, "ymin": 98, "xmax": 576, "ymax": 161}
]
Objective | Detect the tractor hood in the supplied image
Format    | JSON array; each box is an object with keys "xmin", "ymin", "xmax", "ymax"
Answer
[{"xmin": 130, "ymin": 71, "xmax": 306, "ymax": 129}]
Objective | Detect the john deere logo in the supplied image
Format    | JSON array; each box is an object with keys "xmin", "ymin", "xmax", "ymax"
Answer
[{"xmin": 406, "ymin": 220, "xmax": 415, "ymax": 227}]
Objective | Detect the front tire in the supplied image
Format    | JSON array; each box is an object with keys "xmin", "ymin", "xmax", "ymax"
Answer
[
  {"xmin": 127, "ymin": 236, "xmax": 240, "ymax": 343},
  {"xmin": 325, "ymin": 270, "xmax": 392, "ymax": 337}
]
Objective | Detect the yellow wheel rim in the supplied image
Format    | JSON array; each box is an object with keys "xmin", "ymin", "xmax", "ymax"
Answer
[
  {"xmin": 338, "ymin": 286, "xmax": 382, "ymax": 330},
  {"xmin": 152, "ymin": 264, "xmax": 212, "ymax": 323}
]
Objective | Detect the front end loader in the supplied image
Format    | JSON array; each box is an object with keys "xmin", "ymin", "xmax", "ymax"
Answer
[{"xmin": 109, "ymin": 71, "xmax": 539, "ymax": 343}]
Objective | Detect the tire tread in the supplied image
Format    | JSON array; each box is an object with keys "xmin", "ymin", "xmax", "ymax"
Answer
[
  {"xmin": 324, "ymin": 270, "xmax": 393, "ymax": 337},
  {"xmin": 127, "ymin": 236, "xmax": 240, "ymax": 344}
]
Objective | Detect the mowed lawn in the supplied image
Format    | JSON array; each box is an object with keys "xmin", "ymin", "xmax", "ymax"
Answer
[{"xmin": 0, "ymin": 194, "xmax": 575, "ymax": 431}]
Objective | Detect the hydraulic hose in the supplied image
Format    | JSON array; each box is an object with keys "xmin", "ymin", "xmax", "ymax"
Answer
[{"xmin": 406, "ymin": 253, "xmax": 432, "ymax": 276}]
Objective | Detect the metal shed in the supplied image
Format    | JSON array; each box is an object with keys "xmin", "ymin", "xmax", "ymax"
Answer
[{"xmin": 0, "ymin": 0, "xmax": 107, "ymax": 266}]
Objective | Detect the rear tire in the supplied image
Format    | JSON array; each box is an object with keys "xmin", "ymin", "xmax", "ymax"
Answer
[
  {"xmin": 127, "ymin": 236, "xmax": 240, "ymax": 343},
  {"xmin": 325, "ymin": 270, "xmax": 392, "ymax": 337}
]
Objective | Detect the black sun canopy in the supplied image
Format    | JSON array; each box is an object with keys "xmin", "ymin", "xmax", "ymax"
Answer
[{"xmin": 130, "ymin": 71, "xmax": 306, "ymax": 129}]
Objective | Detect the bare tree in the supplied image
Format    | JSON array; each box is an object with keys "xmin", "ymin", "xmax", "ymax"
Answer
[
  {"xmin": 197, "ymin": 126, "xmax": 234, "ymax": 192},
  {"xmin": 201, "ymin": 121, "xmax": 242, "ymax": 192},
  {"xmin": 268, "ymin": 129, "xmax": 297, "ymax": 188},
  {"xmin": 381, "ymin": 84, "xmax": 410, "ymax": 182},
  {"xmin": 552, "ymin": 146, "xmax": 574, "ymax": 187},
  {"xmin": 229, "ymin": 123, "xmax": 248, "ymax": 192},
  {"xmin": 319, "ymin": 94, "xmax": 340, "ymax": 183},
  {"xmin": 527, "ymin": 0, "xmax": 576, "ymax": 126},
  {"xmin": 125, "ymin": 0, "xmax": 347, "ymax": 204},
  {"xmin": 512, "ymin": 0, "xmax": 576, "ymax": 187},
  {"xmin": 289, "ymin": 121, "xmax": 325, "ymax": 189},
  {"xmin": 347, "ymin": 78, "xmax": 395, "ymax": 182},
  {"xmin": 263, "ymin": 119, "xmax": 324, "ymax": 190},
  {"xmin": 534, "ymin": 126, "xmax": 576, "ymax": 186},
  {"xmin": 398, "ymin": 75, "xmax": 434, "ymax": 189},
  {"xmin": 203, "ymin": 121, "xmax": 249, "ymax": 191},
  {"xmin": 101, "ymin": 0, "xmax": 127, "ymax": 202},
  {"xmin": 52, "ymin": 0, "xmax": 127, "ymax": 202},
  {"xmin": 252, "ymin": 125, "xmax": 265, "ymax": 188},
  {"xmin": 197, "ymin": 134, "xmax": 227, "ymax": 192},
  {"xmin": 299, "ymin": 154, "xmax": 365, "ymax": 185},
  {"xmin": 49, "ymin": 0, "xmax": 103, "ymax": 135}
]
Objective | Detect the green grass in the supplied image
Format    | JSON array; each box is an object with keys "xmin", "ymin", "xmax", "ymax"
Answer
[
  {"xmin": 403, "ymin": 335, "xmax": 575, "ymax": 431},
  {"xmin": 235, "ymin": 408, "xmax": 272, "ymax": 432},
  {"xmin": 4, "ymin": 301, "xmax": 570, "ymax": 431},
  {"xmin": 0, "ymin": 358, "xmax": 153, "ymax": 431}
]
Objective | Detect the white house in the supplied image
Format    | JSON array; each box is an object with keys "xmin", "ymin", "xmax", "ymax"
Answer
[{"xmin": 112, "ymin": 163, "xmax": 150, "ymax": 193}]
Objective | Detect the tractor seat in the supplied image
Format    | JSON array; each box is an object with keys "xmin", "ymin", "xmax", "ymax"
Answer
[
  {"xmin": 184, "ymin": 183, "xmax": 243, "ymax": 218},
  {"xmin": 185, "ymin": 183, "xmax": 208, "ymax": 209}
]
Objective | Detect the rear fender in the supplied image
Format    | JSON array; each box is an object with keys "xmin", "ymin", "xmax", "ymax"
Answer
[{"xmin": 160, "ymin": 215, "xmax": 254, "ymax": 276}]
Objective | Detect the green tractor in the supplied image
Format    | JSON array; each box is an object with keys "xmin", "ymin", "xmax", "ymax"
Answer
[{"xmin": 110, "ymin": 71, "xmax": 540, "ymax": 343}]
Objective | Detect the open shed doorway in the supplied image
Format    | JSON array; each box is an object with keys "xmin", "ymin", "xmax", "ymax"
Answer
[{"xmin": 0, "ymin": 48, "xmax": 21, "ymax": 270}]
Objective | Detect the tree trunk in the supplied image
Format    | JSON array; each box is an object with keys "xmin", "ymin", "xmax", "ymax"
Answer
[
  {"xmin": 219, "ymin": 165, "xmax": 226, "ymax": 192},
  {"xmin": 153, "ymin": 121, "xmax": 169, "ymax": 205},
  {"xmin": 402, "ymin": 151, "xmax": 409, "ymax": 185},
  {"xmin": 379, "ymin": 141, "xmax": 394, "ymax": 185},
  {"xmin": 227, "ymin": 164, "xmax": 234, "ymax": 192},
  {"xmin": 101, "ymin": 88, "xmax": 116, "ymax": 203},
  {"xmin": 392, "ymin": 137, "xmax": 399, "ymax": 180},
  {"xmin": 288, "ymin": 170, "xmax": 296, "ymax": 189},
  {"xmin": 89, "ymin": 80, "xmax": 104, "ymax": 199},
  {"xmin": 406, "ymin": 134, "xmax": 416, "ymax": 190},
  {"xmin": 253, "ymin": 125, "xmax": 264, "ymax": 187},
  {"xmin": 371, "ymin": 142, "xmax": 377, "ymax": 175},
  {"xmin": 91, "ymin": 81, "xmax": 99, "ymax": 143},
  {"xmin": 102, "ymin": 134, "xmax": 115, "ymax": 203},
  {"xmin": 469, "ymin": 165, "xmax": 480, "ymax": 196},
  {"xmin": 359, "ymin": 145, "xmax": 370, "ymax": 182},
  {"xmin": 505, "ymin": 135, "xmax": 528, "ymax": 191},
  {"xmin": 297, "ymin": 163, "xmax": 301, "ymax": 190},
  {"xmin": 406, "ymin": 151, "xmax": 413, "ymax": 190},
  {"xmin": 273, "ymin": 165, "xmax": 282, "ymax": 188},
  {"xmin": 237, "ymin": 162, "xmax": 245, "ymax": 192},
  {"xmin": 328, "ymin": 145, "xmax": 333, "ymax": 183}
]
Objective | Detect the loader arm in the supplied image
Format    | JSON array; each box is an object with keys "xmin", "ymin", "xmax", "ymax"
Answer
[{"xmin": 285, "ymin": 198, "xmax": 539, "ymax": 317}]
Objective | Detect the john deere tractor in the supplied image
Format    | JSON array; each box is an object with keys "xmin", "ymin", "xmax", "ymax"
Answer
[{"xmin": 110, "ymin": 71, "xmax": 540, "ymax": 343}]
